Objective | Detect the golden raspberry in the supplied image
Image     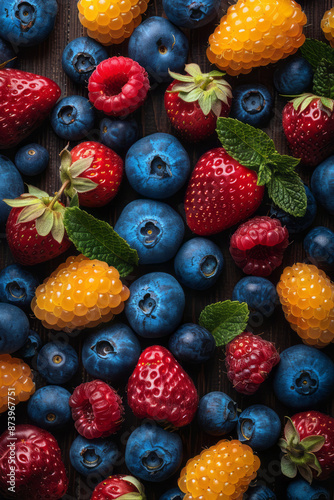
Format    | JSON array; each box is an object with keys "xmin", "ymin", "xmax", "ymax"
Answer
[
  {"xmin": 31, "ymin": 254, "xmax": 130, "ymax": 331},
  {"xmin": 321, "ymin": 8, "xmax": 334, "ymax": 48},
  {"xmin": 277, "ymin": 263, "xmax": 334, "ymax": 348},
  {"xmin": 78, "ymin": 0, "xmax": 150, "ymax": 45},
  {"xmin": 178, "ymin": 439, "xmax": 261, "ymax": 499},
  {"xmin": 207, "ymin": 0, "xmax": 307, "ymax": 76},
  {"xmin": 0, "ymin": 354, "xmax": 35, "ymax": 413}
]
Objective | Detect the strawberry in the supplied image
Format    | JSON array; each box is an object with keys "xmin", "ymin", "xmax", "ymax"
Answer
[
  {"xmin": 91, "ymin": 474, "xmax": 146, "ymax": 500},
  {"xmin": 279, "ymin": 411, "xmax": 334, "ymax": 482},
  {"xmin": 184, "ymin": 147, "xmax": 265, "ymax": 235},
  {"xmin": 4, "ymin": 185, "xmax": 71, "ymax": 266},
  {"xmin": 0, "ymin": 68, "xmax": 61, "ymax": 149},
  {"xmin": 127, "ymin": 345, "xmax": 198, "ymax": 427},
  {"xmin": 60, "ymin": 142, "xmax": 123, "ymax": 208},
  {"xmin": 0, "ymin": 424, "xmax": 68, "ymax": 500},
  {"xmin": 282, "ymin": 94, "xmax": 334, "ymax": 167},
  {"xmin": 164, "ymin": 63, "xmax": 232, "ymax": 142}
]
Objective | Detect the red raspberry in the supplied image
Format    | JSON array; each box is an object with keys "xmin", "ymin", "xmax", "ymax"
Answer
[
  {"xmin": 88, "ymin": 56, "xmax": 150, "ymax": 117},
  {"xmin": 229, "ymin": 216, "xmax": 289, "ymax": 277},
  {"xmin": 69, "ymin": 380, "xmax": 124, "ymax": 439},
  {"xmin": 225, "ymin": 332, "xmax": 280, "ymax": 395}
]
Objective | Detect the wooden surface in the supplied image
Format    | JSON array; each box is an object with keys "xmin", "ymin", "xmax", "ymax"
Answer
[{"xmin": 0, "ymin": 0, "xmax": 334, "ymax": 499}]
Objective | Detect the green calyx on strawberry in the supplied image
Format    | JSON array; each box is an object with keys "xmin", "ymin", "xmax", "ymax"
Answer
[
  {"xmin": 279, "ymin": 417, "xmax": 325, "ymax": 484},
  {"xmin": 59, "ymin": 147, "xmax": 97, "ymax": 199},
  {"xmin": 291, "ymin": 93, "xmax": 334, "ymax": 114},
  {"xmin": 117, "ymin": 476, "xmax": 146, "ymax": 500},
  {"xmin": 91, "ymin": 474, "xmax": 146, "ymax": 500}
]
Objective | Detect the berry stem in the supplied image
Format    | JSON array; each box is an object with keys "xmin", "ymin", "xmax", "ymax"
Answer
[{"xmin": 48, "ymin": 180, "xmax": 70, "ymax": 210}]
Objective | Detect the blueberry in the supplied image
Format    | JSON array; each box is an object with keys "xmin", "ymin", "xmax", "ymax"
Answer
[
  {"xmin": 162, "ymin": 0, "xmax": 220, "ymax": 29},
  {"xmin": 274, "ymin": 56, "xmax": 313, "ymax": 95},
  {"xmin": 232, "ymin": 276, "xmax": 278, "ymax": 326},
  {"xmin": 311, "ymin": 155, "xmax": 334, "ymax": 214},
  {"xmin": 286, "ymin": 478, "xmax": 329, "ymax": 500},
  {"xmin": 174, "ymin": 237, "xmax": 224, "ymax": 290},
  {"xmin": 273, "ymin": 344, "xmax": 334, "ymax": 409},
  {"xmin": 0, "ymin": 0, "xmax": 58, "ymax": 48},
  {"xmin": 14, "ymin": 330, "xmax": 41, "ymax": 359},
  {"xmin": 125, "ymin": 133, "xmax": 190, "ymax": 199},
  {"xmin": 14, "ymin": 143, "xmax": 49, "ymax": 176},
  {"xmin": 62, "ymin": 36, "xmax": 108, "ymax": 86},
  {"xmin": 237, "ymin": 405, "xmax": 281, "ymax": 451},
  {"xmin": 128, "ymin": 17, "xmax": 189, "ymax": 82},
  {"xmin": 0, "ymin": 303, "xmax": 30, "ymax": 354},
  {"xmin": 0, "ymin": 264, "xmax": 39, "ymax": 309},
  {"xmin": 99, "ymin": 117, "xmax": 139, "ymax": 154},
  {"xmin": 50, "ymin": 96, "xmax": 95, "ymax": 141},
  {"xmin": 0, "ymin": 155, "xmax": 24, "ymax": 228},
  {"xmin": 230, "ymin": 84, "xmax": 273, "ymax": 127},
  {"xmin": 270, "ymin": 185, "xmax": 317, "ymax": 234},
  {"xmin": 159, "ymin": 488, "xmax": 185, "ymax": 500},
  {"xmin": 114, "ymin": 199, "xmax": 185, "ymax": 265},
  {"xmin": 36, "ymin": 341, "xmax": 79, "ymax": 384},
  {"xmin": 246, "ymin": 484, "xmax": 277, "ymax": 499},
  {"xmin": 70, "ymin": 435, "xmax": 119, "ymax": 477},
  {"xmin": 27, "ymin": 385, "xmax": 71, "ymax": 430},
  {"xmin": 125, "ymin": 272, "xmax": 185, "ymax": 338},
  {"xmin": 125, "ymin": 422, "xmax": 183, "ymax": 482},
  {"xmin": 197, "ymin": 391, "xmax": 238, "ymax": 436},
  {"xmin": 0, "ymin": 37, "xmax": 16, "ymax": 67},
  {"xmin": 82, "ymin": 323, "xmax": 141, "ymax": 383},
  {"xmin": 304, "ymin": 226, "xmax": 334, "ymax": 270},
  {"xmin": 168, "ymin": 323, "xmax": 216, "ymax": 364}
]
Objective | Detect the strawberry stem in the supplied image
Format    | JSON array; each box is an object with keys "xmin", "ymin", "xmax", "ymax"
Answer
[{"xmin": 48, "ymin": 180, "xmax": 70, "ymax": 210}]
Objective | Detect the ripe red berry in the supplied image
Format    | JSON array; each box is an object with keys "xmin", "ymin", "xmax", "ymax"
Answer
[{"xmin": 91, "ymin": 474, "xmax": 146, "ymax": 500}]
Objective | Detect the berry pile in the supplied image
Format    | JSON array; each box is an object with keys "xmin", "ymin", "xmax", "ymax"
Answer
[
  {"xmin": 0, "ymin": 354, "xmax": 35, "ymax": 413},
  {"xmin": 31, "ymin": 254, "xmax": 130, "ymax": 331}
]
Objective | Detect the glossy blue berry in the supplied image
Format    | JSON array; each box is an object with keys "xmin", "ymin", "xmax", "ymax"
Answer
[
  {"xmin": 174, "ymin": 237, "xmax": 224, "ymax": 290},
  {"xmin": 0, "ymin": 303, "xmax": 30, "ymax": 354},
  {"xmin": 125, "ymin": 133, "xmax": 190, "ymax": 199},
  {"xmin": 0, "ymin": 155, "xmax": 24, "ymax": 228},
  {"xmin": 62, "ymin": 36, "xmax": 108, "ymax": 85},
  {"xmin": 304, "ymin": 226, "xmax": 334, "ymax": 270},
  {"xmin": 168, "ymin": 323, "xmax": 215, "ymax": 364},
  {"xmin": 286, "ymin": 479, "xmax": 329, "ymax": 500},
  {"xmin": 230, "ymin": 84, "xmax": 273, "ymax": 127},
  {"xmin": 273, "ymin": 344, "xmax": 334, "ymax": 409},
  {"xmin": 14, "ymin": 330, "xmax": 41, "ymax": 359},
  {"xmin": 125, "ymin": 272, "xmax": 185, "ymax": 338},
  {"xmin": 311, "ymin": 156, "xmax": 334, "ymax": 215},
  {"xmin": 197, "ymin": 391, "xmax": 238, "ymax": 436},
  {"xmin": 237, "ymin": 405, "xmax": 281, "ymax": 451},
  {"xmin": 27, "ymin": 386, "xmax": 71, "ymax": 430},
  {"xmin": 162, "ymin": 0, "xmax": 220, "ymax": 29},
  {"xmin": 128, "ymin": 17, "xmax": 189, "ymax": 82},
  {"xmin": 247, "ymin": 484, "xmax": 277, "ymax": 499},
  {"xmin": 82, "ymin": 323, "xmax": 141, "ymax": 383},
  {"xmin": 270, "ymin": 185, "xmax": 317, "ymax": 234},
  {"xmin": 14, "ymin": 144, "xmax": 49, "ymax": 176},
  {"xmin": 232, "ymin": 276, "xmax": 278, "ymax": 326},
  {"xmin": 99, "ymin": 117, "xmax": 139, "ymax": 154},
  {"xmin": 159, "ymin": 488, "xmax": 185, "ymax": 500},
  {"xmin": 0, "ymin": 264, "xmax": 39, "ymax": 309},
  {"xmin": 125, "ymin": 422, "xmax": 183, "ymax": 482},
  {"xmin": 0, "ymin": 37, "xmax": 16, "ymax": 67},
  {"xmin": 50, "ymin": 96, "xmax": 95, "ymax": 141},
  {"xmin": 70, "ymin": 435, "xmax": 119, "ymax": 477},
  {"xmin": 115, "ymin": 199, "xmax": 184, "ymax": 265},
  {"xmin": 274, "ymin": 56, "xmax": 313, "ymax": 95},
  {"xmin": 36, "ymin": 341, "xmax": 79, "ymax": 384},
  {"xmin": 0, "ymin": 0, "xmax": 58, "ymax": 48}
]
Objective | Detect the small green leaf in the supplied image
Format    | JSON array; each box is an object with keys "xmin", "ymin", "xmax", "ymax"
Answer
[
  {"xmin": 284, "ymin": 418, "xmax": 300, "ymax": 446},
  {"xmin": 278, "ymin": 438, "xmax": 288, "ymax": 451},
  {"xmin": 320, "ymin": 96, "xmax": 334, "ymax": 111},
  {"xmin": 308, "ymin": 455, "xmax": 322, "ymax": 475},
  {"xmin": 301, "ymin": 38, "xmax": 334, "ymax": 69},
  {"xmin": 298, "ymin": 464, "xmax": 313, "ymax": 484},
  {"xmin": 118, "ymin": 494, "xmax": 145, "ymax": 500},
  {"xmin": 208, "ymin": 70, "xmax": 226, "ymax": 77},
  {"xmin": 198, "ymin": 92, "xmax": 213, "ymax": 116},
  {"xmin": 70, "ymin": 157, "xmax": 94, "ymax": 178},
  {"xmin": 257, "ymin": 163, "xmax": 272, "ymax": 186},
  {"xmin": 300, "ymin": 435, "xmax": 325, "ymax": 453},
  {"xmin": 268, "ymin": 153, "xmax": 301, "ymax": 172},
  {"xmin": 27, "ymin": 185, "xmax": 50, "ymax": 198},
  {"xmin": 3, "ymin": 197, "xmax": 41, "ymax": 208},
  {"xmin": 167, "ymin": 71, "xmax": 194, "ymax": 83},
  {"xmin": 59, "ymin": 148, "xmax": 72, "ymax": 170},
  {"xmin": 51, "ymin": 212, "xmax": 65, "ymax": 244},
  {"xmin": 69, "ymin": 193, "xmax": 79, "ymax": 208},
  {"xmin": 71, "ymin": 178, "xmax": 98, "ymax": 193},
  {"xmin": 17, "ymin": 203, "xmax": 46, "ymax": 223},
  {"xmin": 281, "ymin": 455, "xmax": 298, "ymax": 478},
  {"xmin": 267, "ymin": 172, "xmax": 307, "ymax": 217},
  {"xmin": 63, "ymin": 207, "xmax": 139, "ymax": 277},
  {"xmin": 198, "ymin": 300, "xmax": 249, "ymax": 347},
  {"xmin": 184, "ymin": 63, "xmax": 202, "ymax": 77},
  {"xmin": 179, "ymin": 87, "xmax": 203, "ymax": 103},
  {"xmin": 35, "ymin": 209, "xmax": 54, "ymax": 237},
  {"xmin": 313, "ymin": 59, "xmax": 334, "ymax": 99},
  {"xmin": 171, "ymin": 82, "xmax": 197, "ymax": 93}
]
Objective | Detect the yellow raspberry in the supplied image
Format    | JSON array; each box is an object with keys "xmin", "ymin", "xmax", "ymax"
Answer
[
  {"xmin": 321, "ymin": 8, "xmax": 334, "ymax": 48},
  {"xmin": 277, "ymin": 263, "xmax": 334, "ymax": 348},
  {"xmin": 77, "ymin": 0, "xmax": 149, "ymax": 45},
  {"xmin": 0, "ymin": 354, "xmax": 35, "ymax": 413},
  {"xmin": 178, "ymin": 440, "xmax": 261, "ymax": 499},
  {"xmin": 207, "ymin": 0, "xmax": 307, "ymax": 75},
  {"xmin": 31, "ymin": 254, "xmax": 130, "ymax": 331}
]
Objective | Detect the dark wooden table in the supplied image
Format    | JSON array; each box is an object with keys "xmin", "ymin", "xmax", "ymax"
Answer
[{"xmin": 0, "ymin": 0, "xmax": 334, "ymax": 499}]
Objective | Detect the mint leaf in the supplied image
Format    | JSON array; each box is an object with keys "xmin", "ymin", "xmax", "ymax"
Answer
[
  {"xmin": 216, "ymin": 117, "xmax": 275, "ymax": 170},
  {"xmin": 63, "ymin": 207, "xmax": 139, "ymax": 277},
  {"xmin": 267, "ymin": 172, "xmax": 307, "ymax": 217},
  {"xmin": 301, "ymin": 38, "xmax": 334, "ymax": 69},
  {"xmin": 257, "ymin": 164, "xmax": 272, "ymax": 185},
  {"xmin": 268, "ymin": 153, "xmax": 301, "ymax": 172},
  {"xmin": 69, "ymin": 193, "xmax": 79, "ymax": 208},
  {"xmin": 313, "ymin": 59, "xmax": 334, "ymax": 98},
  {"xmin": 198, "ymin": 300, "xmax": 249, "ymax": 347}
]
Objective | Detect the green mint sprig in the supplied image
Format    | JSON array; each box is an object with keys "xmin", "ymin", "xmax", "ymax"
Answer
[
  {"xmin": 216, "ymin": 117, "xmax": 307, "ymax": 217},
  {"xmin": 300, "ymin": 38, "xmax": 334, "ymax": 99},
  {"xmin": 199, "ymin": 300, "xmax": 249, "ymax": 347},
  {"xmin": 63, "ymin": 207, "xmax": 139, "ymax": 277}
]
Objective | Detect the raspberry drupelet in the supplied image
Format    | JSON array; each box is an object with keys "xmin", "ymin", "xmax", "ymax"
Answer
[{"xmin": 0, "ymin": 354, "xmax": 35, "ymax": 413}]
